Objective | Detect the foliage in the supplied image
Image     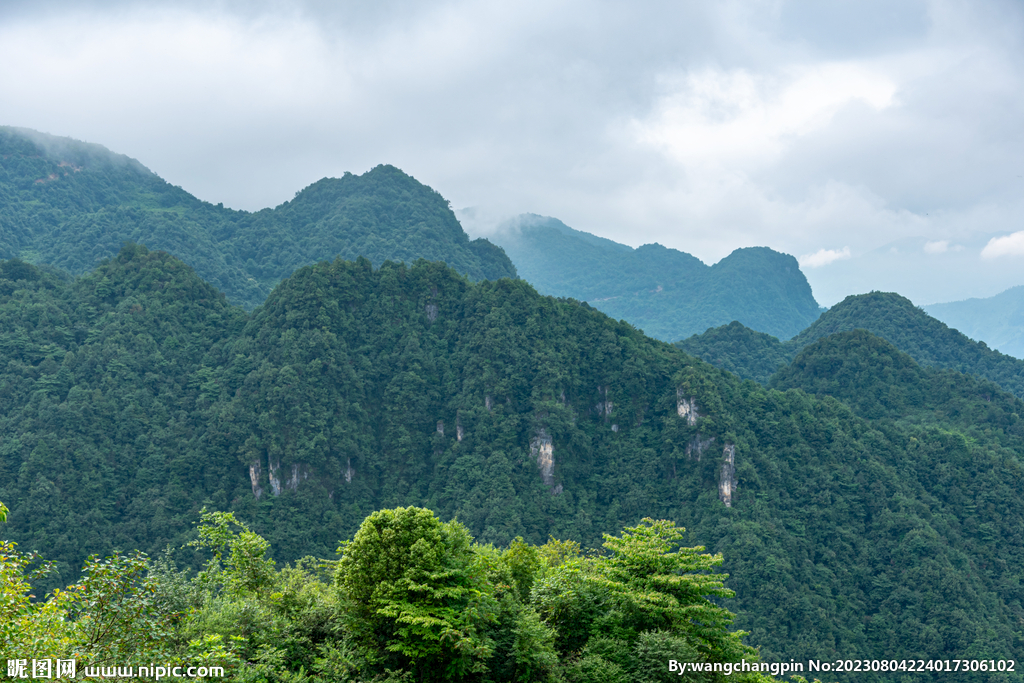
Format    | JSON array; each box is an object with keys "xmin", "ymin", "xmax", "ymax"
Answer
[
  {"xmin": 4, "ymin": 507, "xmax": 761, "ymax": 682},
  {"xmin": 0, "ymin": 540, "xmax": 76, "ymax": 660},
  {"xmin": 676, "ymin": 322, "xmax": 791, "ymax": 384},
  {"xmin": 68, "ymin": 552, "xmax": 178, "ymax": 664},
  {"xmin": 791, "ymin": 291, "xmax": 1024, "ymax": 397},
  {"xmin": 596, "ymin": 519, "xmax": 751, "ymax": 663},
  {"xmin": 0, "ymin": 540, "xmax": 178, "ymax": 665},
  {"xmin": 335, "ymin": 507, "xmax": 496, "ymax": 681},
  {"xmin": 679, "ymin": 291, "xmax": 1024, "ymax": 399},
  {"xmin": 2, "ymin": 249, "xmax": 1024, "ymax": 680},
  {"xmin": 0, "ymin": 126, "xmax": 516, "ymax": 311},
  {"xmin": 186, "ymin": 509, "xmax": 277, "ymax": 595},
  {"xmin": 533, "ymin": 518, "xmax": 755, "ymax": 678}
]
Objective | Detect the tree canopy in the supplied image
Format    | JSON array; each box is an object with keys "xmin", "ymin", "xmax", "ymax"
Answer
[
  {"xmin": 1, "ymin": 248, "xmax": 1023, "ymax": 678},
  {"xmin": 0, "ymin": 127, "xmax": 516, "ymax": 310}
]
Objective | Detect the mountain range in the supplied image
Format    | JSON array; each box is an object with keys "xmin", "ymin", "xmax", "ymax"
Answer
[
  {"xmin": 925, "ymin": 286, "xmax": 1024, "ymax": 359},
  {"xmin": 680, "ymin": 290, "xmax": 1024, "ymax": 398},
  {"xmin": 2, "ymin": 127, "xmax": 826, "ymax": 343},
  {"xmin": 0, "ymin": 126, "xmax": 515, "ymax": 309},
  {"xmin": 4, "ymin": 127, "xmax": 1024, "ymax": 679},
  {"xmin": 470, "ymin": 213, "xmax": 823, "ymax": 342},
  {"xmin": 1, "ymin": 246, "xmax": 1023, "ymax": 678}
]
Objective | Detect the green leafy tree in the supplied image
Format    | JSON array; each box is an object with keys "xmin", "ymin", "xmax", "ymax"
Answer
[
  {"xmin": 187, "ymin": 508, "xmax": 276, "ymax": 596},
  {"xmin": 335, "ymin": 506, "xmax": 496, "ymax": 681},
  {"xmin": 595, "ymin": 519, "xmax": 752, "ymax": 663},
  {"xmin": 534, "ymin": 519, "xmax": 753, "ymax": 679},
  {"xmin": 0, "ymin": 522, "xmax": 175, "ymax": 664},
  {"xmin": 0, "ymin": 540, "xmax": 76, "ymax": 660},
  {"xmin": 68, "ymin": 552, "xmax": 177, "ymax": 664}
]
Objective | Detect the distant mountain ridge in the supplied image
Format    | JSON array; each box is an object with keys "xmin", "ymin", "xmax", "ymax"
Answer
[
  {"xmin": 4, "ymin": 127, "xmax": 828, "ymax": 344},
  {"xmin": 476, "ymin": 213, "xmax": 822, "ymax": 342},
  {"xmin": 925, "ymin": 286, "xmax": 1024, "ymax": 359},
  {"xmin": 0, "ymin": 126, "xmax": 516, "ymax": 308},
  {"xmin": 679, "ymin": 291, "xmax": 1024, "ymax": 398}
]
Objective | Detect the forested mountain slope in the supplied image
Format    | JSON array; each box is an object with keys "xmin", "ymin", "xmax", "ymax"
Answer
[
  {"xmin": 675, "ymin": 321, "xmax": 793, "ymax": 385},
  {"xmin": 680, "ymin": 291, "xmax": 1024, "ymax": 398},
  {"xmin": 480, "ymin": 214, "xmax": 822, "ymax": 341},
  {"xmin": 0, "ymin": 127, "xmax": 515, "ymax": 309},
  {"xmin": 772, "ymin": 329, "xmax": 1020, "ymax": 423},
  {"xmin": 2, "ymin": 247, "xmax": 1023, "ymax": 677},
  {"xmin": 925, "ymin": 285, "xmax": 1024, "ymax": 359}
]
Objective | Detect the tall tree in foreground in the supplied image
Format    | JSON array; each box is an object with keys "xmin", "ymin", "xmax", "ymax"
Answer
[
  {"xmin": 535, "ymin": 519, "xmax": 754, "ymax": 683},
  {"xmin": 335, "ymin": 507, "xmax": 498, "ymax": 681}
]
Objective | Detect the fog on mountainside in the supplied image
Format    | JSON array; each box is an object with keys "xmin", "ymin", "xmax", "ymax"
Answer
[
  {"xmin": 468, "ymin": 213, "xmax": 823, "ymax": 342},
  {"xmin": 0, "ymin": 126, "xmax": 516, "ymax": 310}
]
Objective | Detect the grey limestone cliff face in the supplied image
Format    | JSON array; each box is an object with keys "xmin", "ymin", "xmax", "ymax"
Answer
[
  {"xmin": 677, "ymin": 391, "xmax": 700, "ymax": 425},
  {"xmin": 686, "ymin": 435, "xmax": 715, "ymax": 460},
  {"xmin": 719, "ymin": 444, "xmax": 736, "ymax": 507},
  {"xmin": 251, "ymin": 457, "xmax": 313, "ymax": 497},
  {"xmin": 249, "ymin": 460, "xmax": 263, "ymax": 499},
  {"xmin": 531, "ymin": 427, "xmax": 560, "ymax": 493},
  {"xmin": 268, "ymin": 458, "xmax": 282, "ymax": 496},
  {"xmin": 675, "ymin": 388, "xmax": 735, "ymax": 504},
  {"xmin": 286, "ymin": 463, "xmax": 310, "ymax": 491},
  {"xmin": 595, "ymin": 386, "xmax": 613, "ymax": 420}
]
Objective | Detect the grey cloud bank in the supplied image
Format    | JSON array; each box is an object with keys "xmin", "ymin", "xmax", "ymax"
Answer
[{"xmin": 0, "ymin": 0, "xmax": 1022, "ymax": 306}]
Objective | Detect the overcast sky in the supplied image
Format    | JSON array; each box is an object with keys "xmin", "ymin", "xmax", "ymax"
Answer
[{"xmin": 1, "ymin": 0, "xmax": 1022, "ymax": 305}]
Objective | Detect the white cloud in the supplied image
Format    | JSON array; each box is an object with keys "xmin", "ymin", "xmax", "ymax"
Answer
[
  {"xmin": 633, "ymin": 62, "xmax": 897, "ymax": 172},
  {"xmin": 981, "ymin": 231, "xmax": 1024, "ymax": 258},
  {"xmin": 0, "ymin": 0, "xmax": 1021, "ymax": 309},
  {"xmin": 799, "ymin": 246, "xmax": 851, "ymax": 268},
  {"xmin": 924, "ymin": 240, "xmax": 966, "ymax": 254}
]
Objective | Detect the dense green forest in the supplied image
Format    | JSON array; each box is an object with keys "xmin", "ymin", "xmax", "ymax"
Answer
[
  {"xmin": 2, "ymin": 247, "xmax": 1023, "ymax": 680},
  {"xmin": 675, "ymin": 322, "xmax": 793, "ymax": 385},
  {"xmin": 482, "ymin": 214, "xmax": 822, "ymax": 341},
  {"xmin": 1, "ymin": 127, "xmax": 826, "ymax": 344},
  {"xmin": 925, "ymin": 286, "xmax": 1024, "ymax": 360},
  {"xmin": 3, "ymin": 504, "xmax": 777, "ymax": 682},
  {"xmin": 0, "ymin": 126, "xmax": 515, "ymax": 309},
  {"xmin": 679, "ymin": 291, "xmax": 1024, "ymax": 398}
]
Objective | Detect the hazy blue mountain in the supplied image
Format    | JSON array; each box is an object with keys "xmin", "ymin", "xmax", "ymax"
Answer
[
  {"xmin": 0, "ymin": 126, "xmax": 516, "ymax": 309},
  {"xmin": 925, "ymin": 285, "xmax": 1024, "ymax": 359},
  {"xmin": 474, "ymin": 213, "xmax": 822, "ymax": 342}
]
